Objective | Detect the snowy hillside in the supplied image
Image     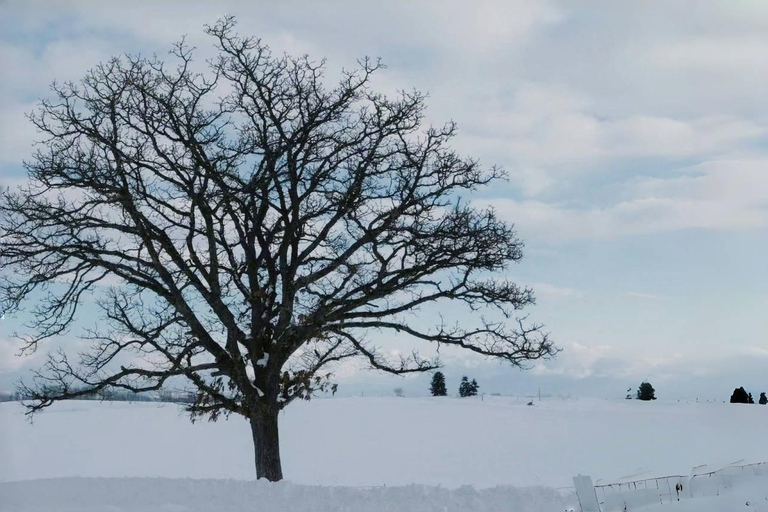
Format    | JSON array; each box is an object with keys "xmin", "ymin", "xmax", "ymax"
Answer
[{"xmin": 2, "ymin": 397, "xmax": 768, "ymax": 511}]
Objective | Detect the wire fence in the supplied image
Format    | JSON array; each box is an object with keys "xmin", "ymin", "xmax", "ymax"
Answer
[
  {"xmin": 594, "ymin": 474, "xmax": 687, "ymax": 511},
  {"xmin": 688, "ymin": 461, "xmax": 768, "ymax": 497},
  {"xmin": 589, "ymin": 461, "xmax": 768, "ymax": 511}
]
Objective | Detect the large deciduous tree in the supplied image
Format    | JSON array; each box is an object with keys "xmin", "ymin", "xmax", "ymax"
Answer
[{"xmin": 0, "ymin": 18, "xmax": 557, "ymax": 481}]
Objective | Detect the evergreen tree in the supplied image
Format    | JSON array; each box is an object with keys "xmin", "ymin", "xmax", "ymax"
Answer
[
  {"xmin": 748, "ymin": 393, "xmax": 754, "ymax": 404},
  {"xmin": 730, "ymin": 387, "xmax": 749, "ymax": 404},
  {"xmin": 459, "ymin": 376, "xmax": 479, "ymax": 397},
  {"xmin": 459, "ymin": 376, "xmax": 472, "ymax": 397},
  {"xmin": 759, "ymin": 392, "xmax": 767, "ymax": 405},
  {"xmin": 469, "ymin": 379, "xmax": 480, "ymax": 397},
  {"xmin": 636, "ymin": 381, "xmax": 656, "ymax": 401},
  {"xmin": 430, "ymin": 372, "xmax": 447, "ymax": 396}
]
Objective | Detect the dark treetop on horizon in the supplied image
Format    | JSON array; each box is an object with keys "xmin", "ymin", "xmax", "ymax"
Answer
[{"xmin": 0, "ymin": 17, "xmax": 556, "ymax": 481}]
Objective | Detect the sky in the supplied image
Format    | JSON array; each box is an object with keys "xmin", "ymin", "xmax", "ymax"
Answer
[{"xmin": 0, "ymin": 0, "xmax": 767, "ymax": 401}]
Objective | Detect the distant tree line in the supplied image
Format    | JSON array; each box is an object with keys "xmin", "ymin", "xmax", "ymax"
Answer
[
  {"xmin": 0, "ymin": 387, "xmax": 196, "ymax": 404},
  {"xmin": 624, "ymin": 382, "xmax": 768, "ymax": 405},
  {"xmin": 730, "ymin": 387, "xmax": 767, "ymax": 405},
  {"xmin": 429, "ymin": 372, "xmax": 479, "ymax": 397}
]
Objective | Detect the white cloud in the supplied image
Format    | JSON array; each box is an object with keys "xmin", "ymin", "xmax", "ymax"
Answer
[
  {"xmin": 625, "ymin": 292, "xmax": 667, "ymax": 301},
  {"xmin": 0, "ymin": 337, "xmax": 40, "ymax": 373},
  {"xmin": 532, "ymin": 341, "xmax": 613, "ymax": 379},
  {"xmin": 531, "ymin": 283, "xmax": 584, "ymax": 301},
  {"xmin": 463, "ymin": 83, "xmax": 765, "ymax": 167},
  {"xmin": 0, "ymin": 37, "xmax": 123, "ymax": 168},
  {"xmin": 739, "ymin": 346, "xmax": 768, "ymax": 359},
  {"xmin": 603, "ymin": 116, "xmax": 764, "ymax": 159},
  {"xmin": 645, "ymin": 36, "xmax": 768, "ymax": 77},
  {"xmin": 480, "ymin": 158, "xmax": 768, "ymax": 242},
  {"xmin": 532, "ymin": 341, "xmax": 720, "ymax": 382}
]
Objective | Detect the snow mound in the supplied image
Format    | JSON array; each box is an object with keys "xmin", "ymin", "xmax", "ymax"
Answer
[{"xmin": 0, "ymin": 478, "xmax": 575, "ymax": 512}]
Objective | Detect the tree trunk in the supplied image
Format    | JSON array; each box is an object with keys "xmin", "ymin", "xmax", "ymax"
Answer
[{"xmin": 249, "ymin": 409, "xmax": 283, "ymax": 481}]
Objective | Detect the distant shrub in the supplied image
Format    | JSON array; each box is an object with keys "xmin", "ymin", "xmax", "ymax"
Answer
[
  {"xmin": 760, "ymin": 392, "xmax": 767, "ymax": 405},
  {"xmin": 636, "ymin": 381, "xmax": 656, "ymax": 401}
]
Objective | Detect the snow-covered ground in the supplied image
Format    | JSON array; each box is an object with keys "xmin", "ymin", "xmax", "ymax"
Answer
[{"xmin": 1, "ymin": 396, "xmax": 767, "ymax": 511}]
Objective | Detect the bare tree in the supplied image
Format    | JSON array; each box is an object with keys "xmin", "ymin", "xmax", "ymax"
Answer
[{"xmin": 0, "ymin": 17, "xmax": 557, "ymax": 481}]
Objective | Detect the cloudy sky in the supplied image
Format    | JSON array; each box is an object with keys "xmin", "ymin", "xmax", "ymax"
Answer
[{"xmin": 1, "ymin": 0, "xmax": 767, "ymax": 400}]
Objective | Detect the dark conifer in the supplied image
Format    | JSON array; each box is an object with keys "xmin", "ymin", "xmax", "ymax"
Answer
[
  {"xmin": 636, "ymin": 382, "xmax": 656, "ymax": 401},
  {"xmin": 730, "ymin": 387, "xmax": 749, "ymax": 404},
  {"xmin": 459, "ymin": 376, "xmax": 479, "ymax": 397},
  {"xmin": 469, "ymin": 379, "xmax": 480, "ymax": 396},
  {"xmin": 430, "ymin": 372, "xmax": 447, "ymax": 396},
  {"xmin": 459, "ymin": 376, "xmax": 471, "ymax": 397}
]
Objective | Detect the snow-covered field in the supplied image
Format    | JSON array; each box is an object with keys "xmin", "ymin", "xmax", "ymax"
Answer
[{"xmin": 1, "ymin": 397, "xmax": 768, "ymax": 511}]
